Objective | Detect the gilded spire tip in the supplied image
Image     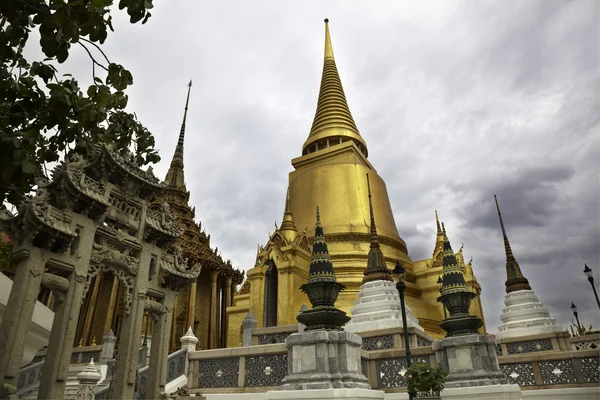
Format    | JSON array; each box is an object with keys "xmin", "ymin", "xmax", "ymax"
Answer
[
  {"xmin": 324, "ymin": 18, "xmax": 334, "ymax": 60},
  {"xmin": 435, "ymin": 210, "xmax": 442, "ymax": 233}
]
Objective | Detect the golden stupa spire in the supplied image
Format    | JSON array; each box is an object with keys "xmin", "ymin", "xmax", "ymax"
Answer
[
  {"xmin": 302, "ymin": 19, "xmax": 368, "ymax": 157},
  {"xmin": 431, "ymin": 210, "xmax": 445, "ymax": 265},
  {"xmin": 280, "ymin": 187, "xmax": 298, "ymax": 241},
  {"xmin": 494, "ymin": 195, "xmax": 532, "ymax": 293},
  {"xmin": 363, "ymin": 174, "xmax": 393, "ymax": 283},
  {"xmin": 165, "ymin": 80, "xmax": 192, "ymax": 188}
]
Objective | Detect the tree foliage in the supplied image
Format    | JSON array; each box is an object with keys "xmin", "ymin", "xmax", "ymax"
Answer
[{"xmin": 0, "ymin": 0, "xmax": 160, "ymax": 207}]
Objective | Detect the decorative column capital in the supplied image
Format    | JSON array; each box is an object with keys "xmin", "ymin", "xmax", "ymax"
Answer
[{"xmin": 41, "ymin": 273, "xmax": 70, "ymax": 304}]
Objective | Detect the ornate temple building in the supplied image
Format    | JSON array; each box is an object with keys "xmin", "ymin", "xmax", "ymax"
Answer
[
  {"xmin": 73, "ymin": 82, "xmax": 244, "ymax": 352},
  {"xmin": 226, "ymin": 20, "xmax": 485, "ymax": 346}
]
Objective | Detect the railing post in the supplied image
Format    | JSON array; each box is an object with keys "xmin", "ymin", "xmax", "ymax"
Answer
[
  {"xmin": 76, "ymin": 359, "xmax": 102, "ymax": 400},
  {"xmin": 242, "ymin": 312, "xmax": 257, "ymax": 347},
  {"xmin": 99, "ymin": 330, "xmax": 116, "ymax": 365},
  {"xmin": 180, "ymin": 327, "xmax": 198, "ymax": 377}
]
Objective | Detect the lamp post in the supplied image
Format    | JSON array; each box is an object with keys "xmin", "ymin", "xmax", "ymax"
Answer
[
  {"xmin": 393, "ymin": 260, "xmax": 412, "ymax": 400},
  {"xmin": 571, "ymin": 302, "xmax": 582, "ymax": 333},
  {"xmin": 583, "ymin": 264, "xmax": 600, "ymax": 309}
]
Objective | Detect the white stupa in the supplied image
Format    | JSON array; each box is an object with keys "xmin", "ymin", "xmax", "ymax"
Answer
[
  {"xmin": 494, "ymin": 195, "xmax": 563, "ymax": 340},
  {"xmin": 344, "ymin": 174, "xmax": 423, "ymax": 334}
]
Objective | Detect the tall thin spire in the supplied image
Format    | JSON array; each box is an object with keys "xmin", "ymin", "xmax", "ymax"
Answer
[
  {"xmin": 431, "ymin": 210, "xmax": 445, "ymax": 265},
  {"xmin": 302, "ymin": 19, "xmax": 367, "ymax": 157},
  {"xmin": 363, "ymin": 174, "xmax": 393, "ymax": 283},
  {"xmin": 165, "ymin": 80, "xmax": 192, "ymax": 188},
  {"xmin": 280, "ymin": 187, "xmax": 298, "ymax": 241},
  {"xmin": 494, "ymin": 195, "xmax": 532, "ymax": 293}
]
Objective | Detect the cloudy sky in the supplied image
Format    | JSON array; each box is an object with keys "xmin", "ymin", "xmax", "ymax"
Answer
[{"xmin": 48, "ymin": 0, "xmax": 599, "ymax": 332}]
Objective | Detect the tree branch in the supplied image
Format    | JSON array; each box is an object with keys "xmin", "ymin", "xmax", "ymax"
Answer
[{"xmin": 79, "ymin": 38, "xmax": 111, "ymax": 65}]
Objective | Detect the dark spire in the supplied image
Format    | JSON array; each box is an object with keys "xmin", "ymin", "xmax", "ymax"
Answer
[
  {"xmin": 437, "ymin": 223, "xmax": 482, "ymax": 337},
  {"xmin": 439, "ymin": 225, "xmax": 469, "ymax": 295},
  {"xmin": 362, "ymin": 174, "xmax": 393, "ymax": 283},
  {"xmin": 494, "ymin": 195, "xmax": 532, "ymax": 293},
  {"xmin": 165, "ymin": 80, "xmax": 192, "ymax": 188},
  {"xmin": 298, "ymin": 206, "xmax": 349, "ymax": 330},
  {"xmin": 307, "ymin": 206, "xmax": 336, "ymax": 282}
]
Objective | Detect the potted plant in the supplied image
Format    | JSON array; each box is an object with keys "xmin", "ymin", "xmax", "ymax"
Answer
[{"xmin": 406, "ymin": 362, "xmax": 448, "ymax": 399}]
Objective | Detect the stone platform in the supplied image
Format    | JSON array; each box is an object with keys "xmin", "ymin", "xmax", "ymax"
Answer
[{"xmin": 281, "ymin": 330, "xmax": 370, "ymax": 391}]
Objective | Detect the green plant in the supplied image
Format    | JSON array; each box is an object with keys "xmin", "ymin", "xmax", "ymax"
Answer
[{"xmin": 406, "ymin": 362, "xmax": 448, "ymax": 398}]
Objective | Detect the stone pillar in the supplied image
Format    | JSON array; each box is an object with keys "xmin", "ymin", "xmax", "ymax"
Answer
[
  {"xmin": 110, "ymin": 290, "xmax": 146, "ymax": 399},
  {"xmin": 0, "ymin": 247, "xmax": 45, "ymax": 399},
  {"xmin": 180, "ymin": 327, "xmax": 198, "ymax": 376},
  {"xmin": 146, "ymin": 292, "xmax": 175, "ymax": 399},
  {"xmin": 99, "ymin": 329, "xmax": 117, "ymax": 364},
  {"xmin": 241, "ymin": 311, "xmax": 257, "ymax": 347},
  {"xmin": 186, "ymin": 282, "xmax": 197, "ymax": 330},
  {"xmin": 81, "ymin": 275, "xmax": 102, "ymax": 345},
  {"xmin": 102, "ymin": 276, "xmax": 120, "ymax": 335},
  {"xmin": 75, "ymin": 359, "xmax": 102, "ymax": 400},
  {"xmin": 209, "ymin": 270, "xmax": 219, "ymax": 349},
  {"xmin": 38, "ymin": 220, "xmax": 95, "ymax": 400}
]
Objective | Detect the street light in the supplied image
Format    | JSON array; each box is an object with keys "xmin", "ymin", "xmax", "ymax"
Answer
[
  {"xmin": 583, "ymin": 264, "xmax": 600, "ymax": 309},
  {"xmin": 571, "ymin": 302, "xmax": 582, "ymax": 332},
  {"xmin": 393, "ymin": 260, "xmax": 413, "ymax": 400}
]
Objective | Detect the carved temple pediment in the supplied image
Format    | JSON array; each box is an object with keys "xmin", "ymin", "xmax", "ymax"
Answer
[{"xmin": 159, "ymin": 246, "xmax": 201, "ymax": 291}]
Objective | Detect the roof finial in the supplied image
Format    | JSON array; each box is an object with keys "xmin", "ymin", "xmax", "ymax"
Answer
[
  {"xmin": 165, "ymin": 80, "xmax": 193, "ymax": 188},
  {"xmin": 280, "ymin": 187, "xmax": 298, "ymax": 240},
  {"xmin": 366, "ymin": 174, "xmax": 379, "ymax": 248},
  {"xmin": 303, "ymin": 19, "xmax": 367, "ymax": 157},
  {"xmin": 494, "ymin": 195, "xmax": 532, "ymax": 293},
  {"xmin": 324, "ymin": 18, "xmax": 334, "ymax": 60},
  {"xmin": 435, "ymin": 210, "xmax": 442, "ymax": 234}
]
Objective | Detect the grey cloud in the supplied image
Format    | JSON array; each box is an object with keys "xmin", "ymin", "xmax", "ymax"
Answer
[{"xmin": 38, "ymin": 0, "xmax": 599, "ymax": 333}]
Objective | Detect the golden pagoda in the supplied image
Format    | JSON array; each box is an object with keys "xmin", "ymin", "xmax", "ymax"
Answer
[
  {"xmin": 73, "ymin": 82, "xmax": 244, "ymax": 351},
  {"xmin": 226, "ymin": 20, "xmax": 485, "ymax": 345}
]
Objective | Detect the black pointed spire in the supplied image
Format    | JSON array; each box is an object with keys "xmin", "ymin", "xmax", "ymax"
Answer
[
  {"xmin": 165, "ymin": 80, "xmax": 192, "ymax": 188},
  {"xmin": 494, "ymin": 195, "xmax": 532, "ymax": 293},
  {"xmin": 363, "ymin": 174, "xmax": 393, "ymax": 283}
]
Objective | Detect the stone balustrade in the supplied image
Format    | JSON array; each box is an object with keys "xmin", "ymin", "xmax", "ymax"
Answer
[{"xmin": 186, "ymin": 329, "xmax": 600, "ymax": 396}]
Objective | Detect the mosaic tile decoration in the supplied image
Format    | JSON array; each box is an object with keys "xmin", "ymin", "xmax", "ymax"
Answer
[
  {"xmin": 539, "ymin": 359, "xmax": 577, "ymax": 385},
  {"xmin": 506, "ymin": 339, "xmax": 552, "ymax": 355},
  {"xmin": 500, "ymin": 363, "xmax": 536, "ymax": 386},
  {"xmin": 362, "ymin": 335, "xmax": 395, "ymax": 351},
  {"xmin": 245, "ymin": 354, "xmax": 288, "ymax": 387},
  {"xmin": 375, "ymin": 356, "xmax": 429, "ymax": 388},
  {"xmin": 197, "ymin": 357, "xmax": 239, "ymax": 388},
  {"xmin": 576, "ymin": 357, "xmax": 600, "ymax": 383},
  {"xmin": 258, "ymin": 333, "xmax": 290, "ymax": 345}
]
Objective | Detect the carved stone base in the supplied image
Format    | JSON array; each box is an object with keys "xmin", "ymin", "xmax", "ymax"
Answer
[
  {"xmin": 267, "ymin": 388, "xmax": 385, "ymax": 400},
  {"xmin": 281, "ymin": 330, "xmax": 370, "ymax": 390},
  {"xmin": 433, "ymin": 334, "xmax": 509, "ymax": 388}
]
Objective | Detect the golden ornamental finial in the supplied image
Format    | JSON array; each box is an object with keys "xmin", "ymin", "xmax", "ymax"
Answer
[{"xmin": 324, "ymin": 18, "xmax": 334, "ymax": 60}]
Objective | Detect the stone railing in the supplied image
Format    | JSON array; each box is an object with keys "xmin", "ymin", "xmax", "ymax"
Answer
[
  {"xmin": 498, "ymin": 348, "xmax": 599, "ymax": 388},
  {"xmin": 71, "ymin": 344, "xmax": 103, "ymax": 364},
  {"xmin": 133, "ymin": 347, "xmax": 188, "ymax": 399},
  {"xmin": 187, "ymin": 329, "xmax": 600, "ymax": 395},
  {"xmin": 15, "ymin": 343, "xmax": 108, "ymax": 397},
  {"xmin": 15, "ymin": 360, "xmax": 45, "ymax": 396},
  {"xmin": 188, "ymin": 343, "xmax": 288, "ymax": 394},
  {"xmin": 251, "ymin": 324, "xmax": 297, "ymax": 345},
  {"xmin": 569, "ymin": 333, "xmax": 600, "ymax": 352}
]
